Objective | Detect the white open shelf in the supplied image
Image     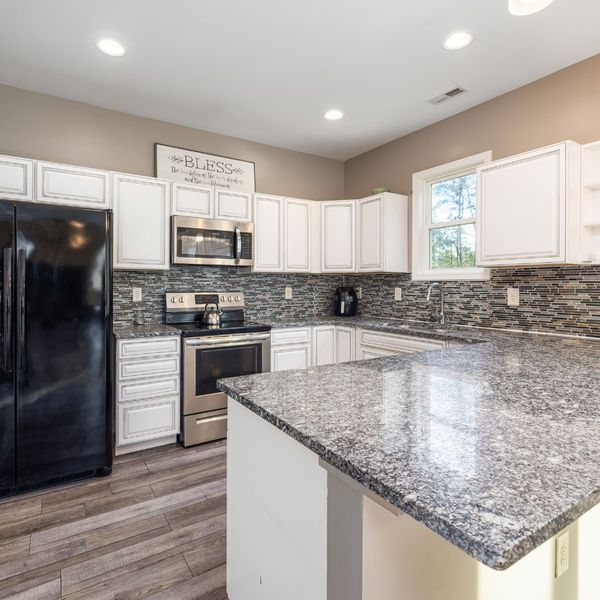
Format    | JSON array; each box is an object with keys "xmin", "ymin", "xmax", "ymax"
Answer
[{"xmin": 581, "ymin": 141, "xmax": 600, "ymax": 263}]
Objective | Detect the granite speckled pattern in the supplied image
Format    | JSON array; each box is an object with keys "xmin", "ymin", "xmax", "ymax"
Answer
[
  {"xmin": 218, "ymin": 326, "xmax": 600, "ymax": 570},
  {"xmin": 113, "ymin": 323, "xmax": 181, "ymax": 339}
]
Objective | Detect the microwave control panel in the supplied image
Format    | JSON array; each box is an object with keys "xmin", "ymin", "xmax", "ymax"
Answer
[{"xmin": 239, "ymin": 232, "xmax": 252, "ymax": 259}]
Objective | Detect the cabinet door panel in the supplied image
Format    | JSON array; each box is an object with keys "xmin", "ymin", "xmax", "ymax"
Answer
[
  {"xmin": 321, "ymin": 201, "xmax": 355, "ymax": 272},
  {"xmin": 172, "ymin": 183, "xmax": 214, "ymax": 217},
  {"xmin": 358, "ymin": 197, "xmax": 383, "ymax": 271},
  {"xmin": 478, "ymin": 145, "xmax": 565, "ymax": 265},
  {"xmin": 272, "ymin": 345, "xmax": 310, "ymax": 372},
  {"xmin": 335, "ymin": 326, "xmax": 355, "ymax": 363},
  {"xmin": 312, "ymin": 326, "xmax": 335, "ymax": 366},
  {"xmin": 113, "ymin": 174, "xmax": 170, "ymax": 270},
  {"xmin": 285, "ymin": 198, "xmax": 311, "ymax": 272},
  {"xmin": 0, "ymin": 155, "xmax": 34, "ymax": 201},
  {"xmin": 215, "ymin": 190, "xmax": 252, "ymax": 222},
  {"xmin": 118, "ymin": 398, "xmax": 179, "ymax": 445},
  {"xmin": 254, "ymin": 194, "xmax": 284, "ymax": 271},
  {"xmin": 36, "ymin": 162, "xmax": 110, "ymax": 208}
]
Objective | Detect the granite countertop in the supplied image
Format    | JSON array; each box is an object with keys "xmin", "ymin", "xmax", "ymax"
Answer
[
  {"xmin": 217, "ymin": 320, "xmax": 600, "ymax": 570},
  {"xmin": 113, "ymin": 323, "xmax": 181, "ymax": 339}
]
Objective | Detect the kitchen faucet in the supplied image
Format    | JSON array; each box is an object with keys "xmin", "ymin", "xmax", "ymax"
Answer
[{"xmin": 426, "ymin": 282, "xmax": 445, "ymax": 325}]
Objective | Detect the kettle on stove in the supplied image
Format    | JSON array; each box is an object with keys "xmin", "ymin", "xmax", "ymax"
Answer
[
  {"xmin": 334, "ymin": 287, "xmax": 358, "ymax": 317},
  {"xmin": 202, "ymin": 302, "xmax": 223, "ymax": 326}
]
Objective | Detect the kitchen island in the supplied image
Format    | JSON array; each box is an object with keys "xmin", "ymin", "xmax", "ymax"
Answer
[{"xmin": 218, "ymin": 321, "xmax": 600, "ymax": 600}]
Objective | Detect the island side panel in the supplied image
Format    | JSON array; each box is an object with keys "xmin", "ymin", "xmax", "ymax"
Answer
[{"xmin": 226, "ymin": 399, "xmax": 328, "ymax": 600}]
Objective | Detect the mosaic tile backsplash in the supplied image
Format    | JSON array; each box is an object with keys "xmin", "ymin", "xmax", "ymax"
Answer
[{"xmin": 113, "ymin": 265, "xmax": 600, "ymax": 337}]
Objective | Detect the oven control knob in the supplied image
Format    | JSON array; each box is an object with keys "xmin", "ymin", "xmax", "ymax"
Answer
[
  {"xmin": 220, "ymin": 295, "xmax": 225, "ymax": 302},
  {"xmin": 235, "ymin": 295, "xmax": 240, "ymax": 302},
  {"xmin": 170, "ymin": 296, "xmax": 177, "ymax": 303},
  {"xmin": 178, "ymin": 296, "xmax": 184, "ymax": 303},
  {"xmin": 227, "ymin": 296, "xmax": 233, "ymax": 301}
]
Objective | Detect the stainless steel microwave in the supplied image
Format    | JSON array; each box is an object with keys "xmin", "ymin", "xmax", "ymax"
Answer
[{"xmin": 171, "ymin": 216, "xmax": 254, "ymax": 266}]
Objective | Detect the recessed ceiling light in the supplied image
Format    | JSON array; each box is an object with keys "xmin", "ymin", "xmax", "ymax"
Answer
[
  {"xmin": 508, "ymin": 0, "xmax": 554, "ymax": 15},
  {"xmin": 96, "ymin": 38, "xmax": 127, "ymax": 57},
  {"xmin": 324, "ymin": 109, "xmax": 343, "ymax": 121},
  {"xmin": 443, "ymin": 30, "xmax": 474, "ymax": 51}
]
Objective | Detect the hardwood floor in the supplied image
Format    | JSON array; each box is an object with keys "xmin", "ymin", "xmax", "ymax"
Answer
[{"xmin": 0, "ymin": 441, "xmax": 228, "ymax": 599}]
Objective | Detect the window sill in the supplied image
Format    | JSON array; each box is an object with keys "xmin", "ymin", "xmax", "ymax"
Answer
[{"xmin": 411, "ymin": 267, "xmax": 490, "ymax": 282}]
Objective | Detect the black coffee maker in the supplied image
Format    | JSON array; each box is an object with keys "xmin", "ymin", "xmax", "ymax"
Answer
[{"xmin": 334, "ymin": 287, "xmax": 358, "ymax": 317}]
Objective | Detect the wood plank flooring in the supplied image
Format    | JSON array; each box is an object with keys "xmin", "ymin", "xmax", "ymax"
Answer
[{"xmin": 0, "ymin": 441, "xmax": 228, "ymax": 599}]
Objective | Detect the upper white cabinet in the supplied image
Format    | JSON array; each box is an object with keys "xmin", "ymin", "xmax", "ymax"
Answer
[
  {"xmin": 113, "ymin": 173, "xmax": 170, "ymax": 270},
  {"xmin": 254, "ymin": 194, "xmax": 284, "ymax": 272},
  {"xmin": 285, "ymin": 198, "xmax": 311, "ymax": 272},
  {"xmin": 477, "ymin": 141, "xmax": 581, "ymax": 266},
  {"xmin": 357, "ymin": 193, "xmax": 409, "ymax": 273},
  {"xmin": 581, "ymin": 141, "xmax": 600, "ymax": 264},
  {"xmin": 36, "ymin": 161, "xmax": 111, "ymax": 209},
  {"xmin": 0, "ymin": 155, "xmax": 34, "ymax": 201},
  {"xmin": 321, "ymin": 200, "xmax": 356, "ymax": 272},
  {"xmin": 215, "ymin": 189, "xmax": 252, "ymax": 222},
  {"xmin": 171, "ymin": 182, "xmax": 214, "ymax": 218}
]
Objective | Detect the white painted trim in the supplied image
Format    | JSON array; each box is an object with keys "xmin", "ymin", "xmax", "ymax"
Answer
[{"xmin": 412, "ymin": 151, "xmax": 492, "ymax": 281}]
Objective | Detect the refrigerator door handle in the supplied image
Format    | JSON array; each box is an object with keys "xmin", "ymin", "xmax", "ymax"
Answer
[
  {"xmin": 2, "ymin": 248, "xmax": 12, "ymax": 372},
  {"xmin": 17, "ymin": 249, "xmax": 26, "ymax": 371}
]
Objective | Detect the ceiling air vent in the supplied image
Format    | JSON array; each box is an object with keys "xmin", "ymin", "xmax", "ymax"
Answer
[{"xmin": 427, "ymin": 87, "xmax": 468, "ymax": 105}]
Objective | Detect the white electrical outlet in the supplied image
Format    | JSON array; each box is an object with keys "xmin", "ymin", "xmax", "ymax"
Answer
[
  {"xmin": 555, "ymin": 530, "xmax": 569, "ymax": 578},
  {"xmin": 507, "ymin": 287, "xmax": 520, "ymax": 307},
  {"xmin": 132, "ymin": 287, "xmax": 142, "ymax": 302},
  {"xmin": 356, "ymin": 287, "xmax": 363, "ymax": 300},
  {"xmin": 394, "ymin": 287, "xmax": 402, "ymax": 301},
  {"xmin": 284, "ymin": 286, "xmax": 293, "ymax": 300}
]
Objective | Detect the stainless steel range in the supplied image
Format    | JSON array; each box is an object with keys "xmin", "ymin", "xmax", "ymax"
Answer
[{"xmin": 166, "ymin": 291, "xmax": 271, "ymax": 447}]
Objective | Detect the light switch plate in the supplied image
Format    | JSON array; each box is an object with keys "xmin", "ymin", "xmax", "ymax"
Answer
[
  {"xmin": 132, "ymin": 287, "xmax": 142, "ymax": 302},
  {"xmin": 555, "ymin": 530, "xmax": 569, "ymax": 578},
  {"xmin": 394, "ymin": 287, "xmax": 402, "ymax": 301},
  {"xmin": 356, "ymin": 287, "xmax": 363, "ymax": 300},
  {"xmin": 284, "ymin": 286, "xmax": 293, "ymax": 300},
  {"xmin": 507, "ymin": 287, "xmax": 520, "ymax": 307}
]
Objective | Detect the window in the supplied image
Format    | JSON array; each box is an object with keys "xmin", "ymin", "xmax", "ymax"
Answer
[{"xmin": 412, "ymin": 152, "xmax": 491, "ymax": 281}]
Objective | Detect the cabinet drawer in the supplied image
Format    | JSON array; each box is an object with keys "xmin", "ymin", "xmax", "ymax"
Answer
[
  {"xmin": 117, "ymin": 336, "xmax": 180, "ymax": 359},
  {"xmin": 0, "ymin": 155, "xmax": 34, "ymax": 201},
  {"xmin": 271, "ymin": 327, "xmax": 311, "ymax": 346},
  {"xmin": 36, "ymin": 161, "xmax": 111, "ymax": 208},
  {"xmin": 118, "ymin": 375, "xmax": 180, "ymax": 403},
  {"xmin": 118, "ymin": 355, "xmax": 180, "ymax": 381},
  {"xmin": 358, "ymin": 329, "xmax": 446, "ymax": 354},
  {"xmin": 117, "ymin": 397, "xmax": 179, "ymax": 445}
]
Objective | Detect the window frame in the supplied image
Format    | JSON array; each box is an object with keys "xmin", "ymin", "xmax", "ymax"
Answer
[{"xmin": 412, "ymin": 151, "xmax": 492, "ymax": 281}]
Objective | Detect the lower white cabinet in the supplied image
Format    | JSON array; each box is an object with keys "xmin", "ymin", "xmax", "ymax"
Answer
[
  {"xmin": 113, "ymin": 173, "xmax": 170, "ymax": 270},
  {"xmin": 335, "ymin": 326, "xmax": 355, "ymax": 363},
  {"xmin": 115, "ymin": 335, "xmax": 181, "ymax": 450},
  {"xmin": 0, "ymin": 154, "xmax": 34, "ymax": 201},
  {"xmin": 36, "ymin": 161, "xmax": 111, "ymax": 209},
  {"xmin": 312, "ymin": 326, "xmax": 336, "ymax": 366},
  {"xmin": 271, "ymin": 327, "xmax": 311, "ymax": 372}
]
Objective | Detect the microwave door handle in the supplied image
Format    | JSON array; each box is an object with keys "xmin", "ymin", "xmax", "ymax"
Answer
[{"xmin": 234, "ymin": 226, "xmax": 241, "ymax": 263}]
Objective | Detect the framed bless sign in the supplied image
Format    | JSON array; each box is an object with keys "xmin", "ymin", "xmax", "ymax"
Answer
[{"xmin": 154, "ymin": 143, "xmax": 256, "ymax": 192}]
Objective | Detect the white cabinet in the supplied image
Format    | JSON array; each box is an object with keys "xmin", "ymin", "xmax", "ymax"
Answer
[
  {"xmin": 285, "ymin": 198, "xmax": 311, "ymax": 272},
  {"xmin": 477, "ymin": 141, "xmax": 581, "ymax": 266},
  {"xmin": 113, "ymin": 173, "xmax": 170, "ymax": 270},
  {"xmin": 356, "ymin": 328, "xmax": 447, "ymax": 359},
  {"xmin": 271, "ymin": 327, "xmax": 312, "ymax": 372},
  {"xmin": 335, "ymin": 326, "xmax": 355, "ymax": 364},
  {"xmin": 215, "ymin": 189, "xmax": 252, "ymax": 222},
  {"xmin": 312, "ymin": 326, "xmax": 336, "ymax": 366},
  {"xmin": 36, "ymin": 161, "xmax": 111, "ymax": 209},
  {"xmin": 254, "ymin": 194, "xmax": 284, "ymax": 272},
  {"xmin": 321, "ymin": 200, "xmax": 356, "ymax": 272},
  {"xmin": 357, "ymin": 193, "xmax": 409, "ymax": 273},
  {"xmin": 0, "ymin": 155, "xmax": 34, "ymax": 201},
  {"xmin": 171, "ymin": 182, "xmax": 214, "ymax": 217},
  {"xmin": 115, "ymin": 336, "xmax": 181, "ymax": 451}
]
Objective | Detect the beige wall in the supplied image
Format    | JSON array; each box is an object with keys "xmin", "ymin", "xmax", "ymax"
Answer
[
  {"xmin": 345, "ymin": 53, "xmax": 600, "ymax": 197},
  {"xmin": 0, "ymin": 84, "xmax": 344, "ymax": 200}
]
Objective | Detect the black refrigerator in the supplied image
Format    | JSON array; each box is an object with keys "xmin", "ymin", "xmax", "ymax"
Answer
[{"xmin": 0, "ymin": 200, "xmax": 112, "ymax": 495}]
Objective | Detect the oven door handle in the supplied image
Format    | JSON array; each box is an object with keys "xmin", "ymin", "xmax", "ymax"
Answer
[{"xmin": 185, "ymin": 333, "xmax": 270, "ymax": 348}]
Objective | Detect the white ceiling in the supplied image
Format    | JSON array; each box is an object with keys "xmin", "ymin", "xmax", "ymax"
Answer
[{"xmin": 0, "ymin": 0, "xmax": 599, "ymax": 160}]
